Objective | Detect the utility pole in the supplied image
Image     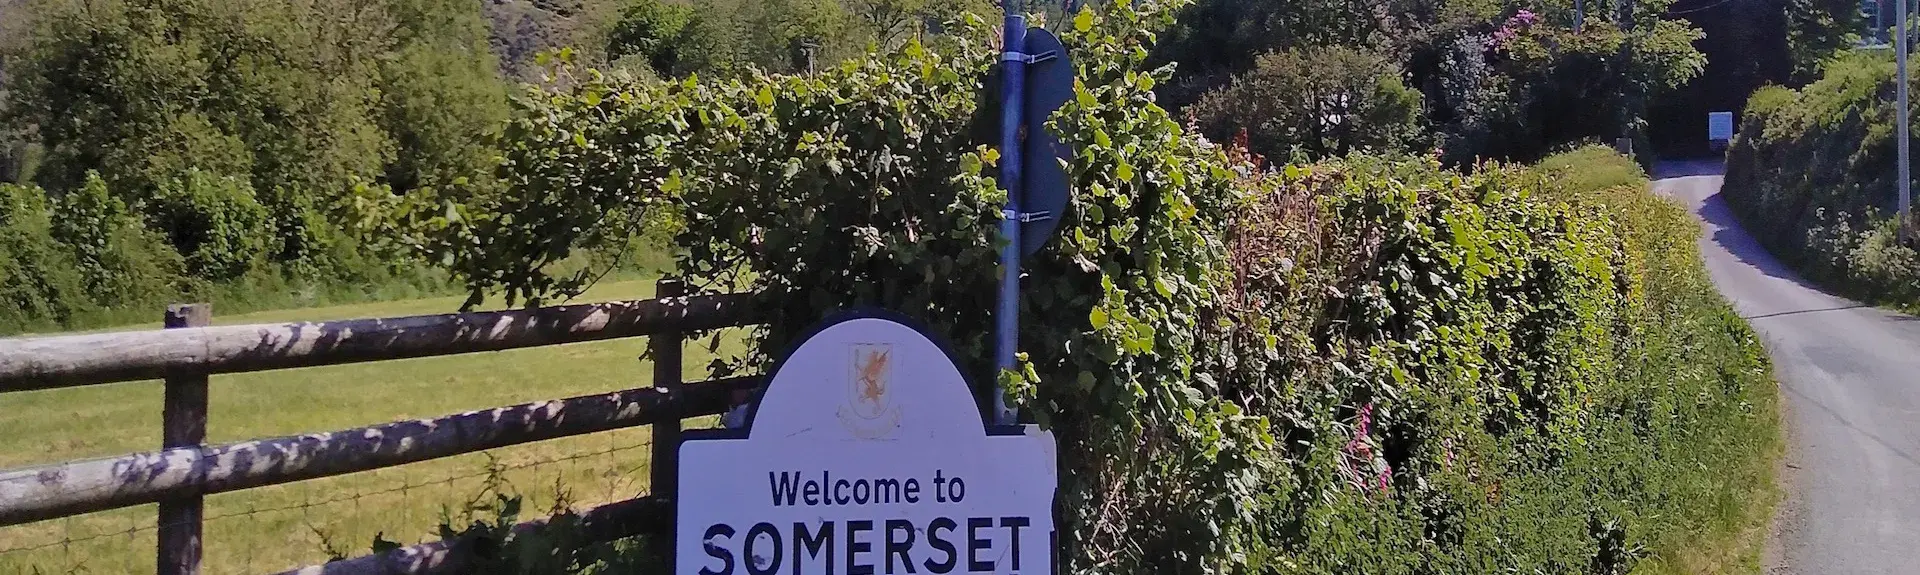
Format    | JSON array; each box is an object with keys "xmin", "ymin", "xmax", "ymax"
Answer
[
  {"xmin": 1617, "ymin": 0, "xmax": 1635, "ymax": 157},
  {"xmin": 1901, "ymin": 0, "xmax": 1913, "ymax": 236}
]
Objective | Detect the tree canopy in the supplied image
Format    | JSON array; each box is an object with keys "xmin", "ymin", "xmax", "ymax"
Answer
[{"xmin": 1158, "ymin": 0, "xmax": 1708, "ymax": 164}]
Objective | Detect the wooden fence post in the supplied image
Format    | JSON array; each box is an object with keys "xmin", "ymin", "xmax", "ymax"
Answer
[
  {"xmin": 158, "ymin": 304, "xmax": 210, "ymax": 575},
  {"xmin": 649, "ymin": 279, "xmax": 684, "ymax": 561}
]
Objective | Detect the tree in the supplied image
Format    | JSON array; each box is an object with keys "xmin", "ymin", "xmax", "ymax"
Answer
[
  {"xmin": 481, "ymin": 0, "xmax": 628, "ymax": 79},
  {"xmin": 1191, "ymin": 47, "xmax": 1427, "ymax": 160},
  {"xmin": 1154, "ymin": 0, "xmax": 1387, "ymax": 104},
  {"xmin": 1454, "ymin": 10, "xmax": 1705, "ymax": 163},
  {"xmin": 0, "ymin": 0, "xmax": 22, "ymax": 184},
  {"xmin": 1645, "ymin": 0, "xmax": 1844, "ymax": 157},
  {"xmin": 1786, "ymin": 0, "xmax": 1862, "ymax": 83},
  {"xmin": 747, "ymin": 0, "xmax": 859, "ymax": 72},
  {"xmin": 606, "ymin": 0, "xmax": 696, "ymax": 75},
  {"xmin": 4, "ymin": 0, "xmax": 507, "ymax": 278},
  {"xmin": 845, "ymin": 0, "xmax": 990, "ymax": 46},
  {"xmin": 1157, "ymin": 0, "xmax": 1705, "ymax": 164}
]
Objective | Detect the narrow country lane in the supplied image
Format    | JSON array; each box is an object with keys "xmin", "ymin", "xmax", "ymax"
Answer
[{"xmin": 1654, "ymin": 162, "xmax": 1920, "ymax": 574}]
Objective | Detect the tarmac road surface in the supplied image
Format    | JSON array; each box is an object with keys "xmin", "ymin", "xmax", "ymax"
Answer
[{"xmin": 1655, "ymin": 161, "xmax": 1920, "ymax": 575}]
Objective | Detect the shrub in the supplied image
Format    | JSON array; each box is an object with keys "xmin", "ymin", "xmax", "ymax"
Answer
[
  {"xmin": 51, "ymin": 172, "xmax": 187, "ymax": 309},
  {"xmin": 1157, "ymin": 3, "xmax": 1706, "ymax": 167},
  {"xmin": 1847, "ymin": 218, "xmax": 1920, "ymax": 303},
  {"xmin": 606, "ymin": 0, "xmax": 697, "ymax": 76},
  {"xmin": 0, "ymin": 182, "xmax": 88, "ymax": 333},
  {"xmin": 1529, "ymin": 144, "xmax": 1650, "ymax": 194},
  {"xmin": 50, "ymin": 172, "xmax": 135, "ymax": 290},
  {"xmin": 398, "ymin": 145, "xmax": 1776, "ymax": 575},
  {"xmin": 0, "ymin": 177, "xmax": 192, "ymax": 333},
  {"xmin": 1191, "ymin": 46, "xmax": 1426, "ymax": 161},
  {"xmin": 1531, "ymin": 147, "xmax": 1780, "ymax": 572},
  {"xmin": 0, "ymin": 174, "xmax": 459, "ymax": 336},
  {"xmin": 1213, "ymin": 150, "xmax": 1775, "ymax": 573},
  {"xmin": 147, "ymin": 169, "xmax": 273, "ymax": 280}
]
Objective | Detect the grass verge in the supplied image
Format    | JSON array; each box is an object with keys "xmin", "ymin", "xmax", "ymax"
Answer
[{"xmin": 1536, "ymin": 146, "xmax": 1784, "ymax": 575}]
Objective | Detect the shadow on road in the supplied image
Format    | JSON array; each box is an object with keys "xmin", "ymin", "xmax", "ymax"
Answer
[
  {"xmin": 1703, "ymin": 211, "xmax": 1833, "ymax": 294},
  {"xmin": 1653, "ymin": 160, "xmax": 1858, "ymax": 304},
  {"xmin": 1651, "ymin": 159, "xmax": 1728, "ymax": 179},
  {"xmin": 1781, "ymin": 383, "xmax": 1920, "ymax": 472}
]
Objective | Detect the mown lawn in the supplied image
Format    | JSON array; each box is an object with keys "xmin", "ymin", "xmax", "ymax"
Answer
[{"xmin": 0, "ymin": 279, "xmax": 743, "ymax": 574}]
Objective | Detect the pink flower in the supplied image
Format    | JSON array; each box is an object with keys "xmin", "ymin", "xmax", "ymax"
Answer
[
  {"xmin": 1342, "ymin": 402, "xmax": 1392, "ymax": 494},
  {"xmin": 1486, "ymin": 10, "xmax": 1539, "ymax": 51}
]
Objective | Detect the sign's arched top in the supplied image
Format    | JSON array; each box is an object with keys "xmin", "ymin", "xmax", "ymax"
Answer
[{"xmin": 707, "ymin": 310, "xmax": 1026, "ymax": 442}]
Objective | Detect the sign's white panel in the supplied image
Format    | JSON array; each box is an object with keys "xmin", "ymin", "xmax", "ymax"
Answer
[{"xmin": 678, "ymin": 314, "xmax": 1058, "ymax": 575}]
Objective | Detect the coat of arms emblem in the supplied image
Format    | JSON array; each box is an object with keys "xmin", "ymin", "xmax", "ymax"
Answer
[{"xmin": 838, "ymin": 343, "xmax": 902, "ymax": 436}]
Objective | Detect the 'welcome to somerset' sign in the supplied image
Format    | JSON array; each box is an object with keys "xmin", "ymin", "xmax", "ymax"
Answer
[{"xmin": 678, "ymin": 312, "xmax": 1059, "ymax": 574}]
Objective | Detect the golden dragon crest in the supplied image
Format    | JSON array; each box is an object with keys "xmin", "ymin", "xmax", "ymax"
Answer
[{"xmin": 855, "ymin": 347, "xmax": 890, "ymax": 405}]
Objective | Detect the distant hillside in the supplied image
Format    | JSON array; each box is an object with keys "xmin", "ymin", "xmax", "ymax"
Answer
[{"xmin": 482, "ymin": 0, "xmax": 623, "ymax": 80}]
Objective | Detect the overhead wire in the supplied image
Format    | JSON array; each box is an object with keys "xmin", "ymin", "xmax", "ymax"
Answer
[{"xmin": 1666, "ymin": 0, "xmax": 1735, "ymax": 17}]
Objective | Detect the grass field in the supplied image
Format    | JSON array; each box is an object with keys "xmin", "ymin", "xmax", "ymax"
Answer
[{"xmin": 0, "ymin": 279, "xmax": 744, "ymax": 574}]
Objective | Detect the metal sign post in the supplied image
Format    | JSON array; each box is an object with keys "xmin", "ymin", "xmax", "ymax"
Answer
[
  {"xmin": 993, "ymin": 6, "xmax": 1030, "ymax": 427},
  {"xmin": 992, "ymin": 6, "xmax": 1075, "ymax": 427}
]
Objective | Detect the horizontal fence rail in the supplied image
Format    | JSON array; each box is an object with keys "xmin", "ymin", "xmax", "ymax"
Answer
[
  {"xmin": 0, "ymin": 376, "xmax": 757, "ymax": 526},
  {"xmin": 0, "ymin": 292, "xmax": 753, "ymax": 393},
  {"xmin": 0, "ymin": 278, "xmax": 763, "ymax": 575}
]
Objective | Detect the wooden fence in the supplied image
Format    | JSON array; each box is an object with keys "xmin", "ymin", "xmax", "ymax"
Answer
[{"xmin": 0, "ymin": 279, "xmax": 758, "ymax": 575}]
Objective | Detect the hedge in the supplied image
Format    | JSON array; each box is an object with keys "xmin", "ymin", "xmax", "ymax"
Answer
[
  {"xmin": 0, "ymin": 174, "xmax": 455, "ymax": 335},
  {"xmin": 368, "ymin": 0, "xmax": 1780, "ymax": 568},
  {"xmin": 1724, "ymin": 51, "xmax": 1920, "ymax": 309}
]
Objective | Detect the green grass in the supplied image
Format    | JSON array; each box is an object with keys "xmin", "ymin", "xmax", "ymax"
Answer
[
  {"xmin": 0, "ymin": 278, "xmax": 744, "ymax": 574},
  {"xmin": 1534, "ymin": 147, "xmax": 1785, "ymax": 575},
  {"xmin": 1633, "ymin": 432, "xmax": 1783, "ymax": 575},
  {"xmin": 1528, "ymin": 144, "xmax": 1653, "ymax": 195}
]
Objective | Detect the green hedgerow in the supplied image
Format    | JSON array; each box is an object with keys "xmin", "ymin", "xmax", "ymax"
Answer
[{"xmin": 369, "ymin": 0, "xmax": 1776, "ymax": 569}]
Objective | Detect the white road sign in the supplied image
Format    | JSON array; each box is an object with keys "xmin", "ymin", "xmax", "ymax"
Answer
[
  {"xmin": 1709, "ymin": 111, "xmax": 1735, "ymax": 142},
  {"xmin": 678, "ymin": 312, "xmax": 1058, "ymax": 575}
]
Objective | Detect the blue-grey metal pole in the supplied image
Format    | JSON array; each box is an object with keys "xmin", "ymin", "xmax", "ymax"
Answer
[
  {"xmin": 993, "ymin": 10, "xmax": 1029, "ymax": 426},
  {"xmin": 1902, "ymin": 0, "xmax": 1912, "ymax": 237}
]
